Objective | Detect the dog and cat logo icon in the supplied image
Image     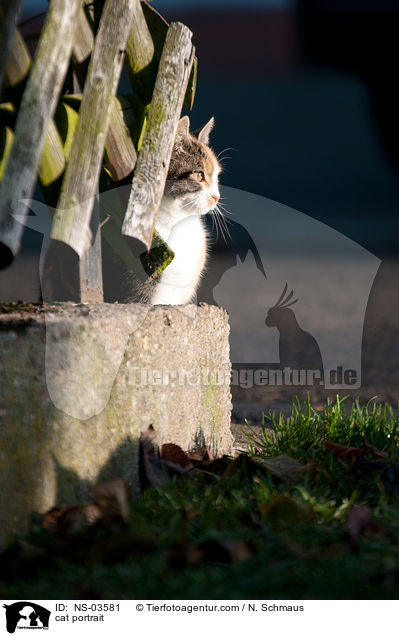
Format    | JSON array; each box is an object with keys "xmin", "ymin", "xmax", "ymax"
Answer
[{"xmin": 2, "ymin": 602, "xmax": 50, "ymax": 633}]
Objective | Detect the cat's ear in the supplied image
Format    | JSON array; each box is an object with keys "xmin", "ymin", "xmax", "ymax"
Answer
[
  {"xmin": 193, "ymin": 117, "xmax": 215, "ymax": 145},
  {"xmin": 175, "ymin": 116, "xmax": 190, "ymax": 142}
]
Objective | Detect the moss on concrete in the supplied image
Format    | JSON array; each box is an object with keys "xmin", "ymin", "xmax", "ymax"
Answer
[{"xmin": 0, "ymin": 302, "xmax": 233, "ymax": 545}]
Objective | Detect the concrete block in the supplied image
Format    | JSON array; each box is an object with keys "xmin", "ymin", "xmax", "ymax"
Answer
[{"xmin": 0, "ymin": 302, "xmax": 233, "ymax": 545}]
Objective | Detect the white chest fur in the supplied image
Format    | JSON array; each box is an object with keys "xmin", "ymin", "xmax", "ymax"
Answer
[{"xmin": 151, "ymin": 211, "xmax": 207, "ymax": 305}]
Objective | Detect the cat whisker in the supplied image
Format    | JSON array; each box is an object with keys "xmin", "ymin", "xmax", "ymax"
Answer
[
  {"xmin": 220, "ymin": 215, "xmax": 233, "ymax": 229},
  {"xmin": 213, "ymin": 206, "xmax": 231, "ymax": 242},
  {"xmin": 211, "ymin": 208, "xmax": 219, "ymax": 241},
  {"xmin": 218, "ymin": 216, "xmax": 230, "ymax": 243},
  {"xmin": 217, "ymin": 147, "xmax": 237, "ymax": 159},
  {"xmin": 217, "ymin": 159, "xmax": 231, "ymax": 172},
  {"xmin": 180, "ymin": 198, "xmax": 199, "ymax": 210},
  {"xmin": 215, "ymin": 205, "xmax": 234, "ymax": 223},
  {"xmin": 214, "ymin": 213, "xmax": 224, "ymax": 242},
  {"xmin": 216, "ymin": 205, "xmax": 233, "ymax": 231},
  {"xmin": 216, "ymin": 202, "xmax": 234, "ymax": 216},
  {"xmin": 219, "ymin": 213, "xmax": 232, "ymax": 237}
]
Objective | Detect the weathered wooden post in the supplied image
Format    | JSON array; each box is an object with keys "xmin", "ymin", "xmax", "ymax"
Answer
[
  {"xmin": 71, "ymin": 9, "xmax": 137, "ymax": 183},
  {"xmin": 4, "ymin": 26, "xmax": 30, "ymax": 89},
  {"xmin": 49, "ymin": 0, "xmax": 138, "ymax": 302},
  {"xmin": 122, "ymin": 22, "xmax": 195, "ymax": 250},
  {"xmin": 0, "ymin": 0, "xmax": 81, "ymax": 268},
  {"xmin": 124, "ymin": 0, "xmax": 157, "ymax": 105},
  {"xmin": 0, "ymin": 0, "xmax": 21, "ymax": 93},
  {"xmin": 2, "ymin": 28, "xmax": 66, "ymax": 207}
]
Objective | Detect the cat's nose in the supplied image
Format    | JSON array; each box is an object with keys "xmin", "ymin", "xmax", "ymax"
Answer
[{"xmin": 212, "ymin": 193, "xmax": 220, "ymax": 203}]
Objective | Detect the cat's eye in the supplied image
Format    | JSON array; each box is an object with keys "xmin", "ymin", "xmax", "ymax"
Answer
[{"xmin": 193, "ymin": 170, "xmax": 205, "ymax": 182}]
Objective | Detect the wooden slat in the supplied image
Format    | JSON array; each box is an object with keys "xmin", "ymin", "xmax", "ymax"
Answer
[
  {"xmin": 0, "ymin": 126, "xmax": 13, "ymax": 181},
  {"xmin": 72, "ymin": 3, "xmax": 94, "ymax": 64},
  {"xmin": 124, "ymin": 0, "xmax": 156, "ymax": 105},
  {"xmin": 4, "ymin": 27, "xmax": 31, "ymax": 90},
  {"xmin": 50, "ymin": 0, "xmax": 137, "ymax": 259},
  {"xmin": 0, "ymin": 0, "xmax": 81, "ymax": 268},
  {"xmin": 71, "ymin": 8, "xmax": 137, "ymax": 182},
  {"xmin": 140, "ymin": 1, "xmax": 198, "ymax": 111},
  {"xmin": 104, "ymin": 98, "xmax": 137, "ymax": 182},
  {"xmin": 4, "ymin": 27, "xmax": 30, "ymax": 88},
  {"xmin": 38, "ymin": 121, "xmax": 65, "ymax": 188},
  {"xmin": 122, "ymin": 22, "xmax": 194, "ymax": 250},
  {"xmin": 4, "ymin": 29, "xmax": 65, "ymax": 202},
  {"xmin": 0, "ymin": 0, "xmax": 21, "ymax": 93},
  {"xmin": 78, "ymin": 189, "xmax": 103, "ymax": 301}
]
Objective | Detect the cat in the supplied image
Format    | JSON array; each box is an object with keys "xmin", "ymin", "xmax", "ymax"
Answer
[{"xmin": 138, "ymin": 115, "xmax": 221, "ymax": 305}]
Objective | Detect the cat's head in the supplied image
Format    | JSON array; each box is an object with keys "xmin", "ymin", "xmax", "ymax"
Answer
[{"xmin": 165, "ymin": 116, "xmax": 221, "ymax": 215}]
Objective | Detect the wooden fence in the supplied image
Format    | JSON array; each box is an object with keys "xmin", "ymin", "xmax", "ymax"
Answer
[{"xmin": 0, "ymin": 0, "xmax": 197, "ymax": 301}]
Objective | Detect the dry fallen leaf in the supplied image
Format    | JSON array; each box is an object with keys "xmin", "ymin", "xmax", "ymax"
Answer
[
  {"xmin": 325, "ymin": 440, "xmax": 366, "ymax": 460},
  {"xmin": 41, "ymin": 505, "xmax": 68, "ymax": 533},
  {"xmin": 252, "ymin": 455, "xmax": 307, "ymax": 484},
  {"xmin": 344, "ymin": 505, "xmax": 371, "ymax": 542},
  {"xmin": 348, "ymin": 457, "xmax": 390, "ymax": 479},
  {"xmin": 140, "ymin": 425, "xmax": 166, "ymax": 488},
  {"xmin": 281, "ymin": 536, "xmax": 310, "ymax": 559},
  {"xmin": 140, "ymin": 424, "xmax": 157, "ymax": 447},
  {"xmin": 188, "ymin": 446, "xmax": 214, "ymax": 464},
  {"xmin": 168, "ymin": 541, "xmax": 202, "ymax": 568},
  {"xmin": 161, "ymin": 443, "xmax": 193, "ymax": 468},
  {"xmin": 382, "ymin": 464, "xmax": 399, "ymax": 493},
  {"xmin": 361, "ymin": 436, "xmax": 389, "ymax": 458},
  {"xmin": 222, "ymin": 453, "xmax": 252, "ymax": 478},
  {"xmin": 140, "ymin": 426, "xmax": 193, "ymax": 488},
  {"xmin": 259, "ymin": 495, "xmax": 314, "ymax": 524},
  {"xmin": 83, "ymin": 503, "xmax": 102, "ymax": 525},
  {"xmin": 41, "ymin": 504, "xmax": 84, "ymax": 534},
  {"xmin": 90, "ymin": 478, "xmax": 130, "ymax": 523},
  {"xmin": 89, "ymin": 531, "xmax": 158, "ymax": 565},
  {"xmin": 199, "ymin": 538, "xmax": 254, "ymax": 564},
  {"xmin": 326, "ymin": 438, "xmax": 390, "ymax": 462}
]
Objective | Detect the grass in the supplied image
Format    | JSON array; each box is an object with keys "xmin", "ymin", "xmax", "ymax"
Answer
[
  {"xmin": 246, "ymin": 396, "xmax": 399, "ymax": 505},
  {"xmin": 248, "ymin": 395, "xmax": 398, "ymax": 459},
  {"xmin": 1, "ymin": 396, "xmax": 399, "ymax": 600}
]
